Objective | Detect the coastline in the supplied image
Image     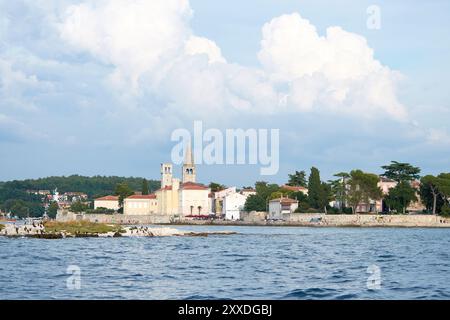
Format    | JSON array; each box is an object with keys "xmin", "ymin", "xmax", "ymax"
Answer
[
  {"xmin": 54, "ymin": 211, "xmax": 450, "ymax": 228},
  {"xmin": 0, "ymin": 222, "xmax": 237, "ymax": 238}
]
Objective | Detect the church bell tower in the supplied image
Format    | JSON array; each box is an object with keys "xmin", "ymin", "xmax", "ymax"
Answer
[
  {"xmin": 182, "ymin": 142, "xmax": 196, "ymax": 184},
  {"xmin": 161, "ymin": 163, "xmax": 173, "ymax": 188}
]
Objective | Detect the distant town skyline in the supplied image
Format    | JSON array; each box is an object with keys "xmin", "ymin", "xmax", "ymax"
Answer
[{"xmin": 1, "ymin": 0, "xmax": 449, "ymax": 186}]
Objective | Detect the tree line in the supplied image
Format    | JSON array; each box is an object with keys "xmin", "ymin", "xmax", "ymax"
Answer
[
  {"xmin": 0, "ymin": 175, "xmax": 160, "ymax": 218},
  {"xmin": 244, "ymin": 161, "xmax": 450, "ymax": 216}
]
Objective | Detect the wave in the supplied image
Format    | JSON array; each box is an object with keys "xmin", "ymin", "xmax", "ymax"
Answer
[{"xmin": 282, "ymin": 287, "xmax": 339, "ymax": 299}]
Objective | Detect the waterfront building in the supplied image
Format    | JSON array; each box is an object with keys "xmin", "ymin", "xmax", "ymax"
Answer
[
  {"xmin": 156, "ymin": 144, "xmax": 211, "ymax": 216},
  {"xmin": 210, "ymin": 187, "xmax": 255, "ymax": 219},
  {"xmin": 92, "ymin": 145, "xmax": 210, "ymax": 217},
  {"xmin": 212, "ymin": 187, "xmax": 237, "ymax": 216},
  {"xmin": 94, "ymin": 195, "xmax": 120, "ymax": 211},
  {"xmin": 223, "ymin": 192, "xmax": 248, "ymax": 220},
  {"xmin": 179, "ymin": 181, "xmax": 210, "ymax": 216},
  {"xmin": 355, "ymin": 177, "xmax": 425, "ymax": 213},
  {"xmin": 268, "ymin": 198, "xmax": 299, "ymax": 220},
  {"xmin": 124, "ymin": 194, "xmax": 158, "ymax": 215}
]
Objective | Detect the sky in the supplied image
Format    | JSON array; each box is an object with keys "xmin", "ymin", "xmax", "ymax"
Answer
[{"xmin": 0, "ymin": 0, "xmax": 449, "ymax": 187}]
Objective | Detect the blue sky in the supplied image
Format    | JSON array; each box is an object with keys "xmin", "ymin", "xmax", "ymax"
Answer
[{"xmin": 0, "ymin": 0, "xmax": 449, "ymax": 187}]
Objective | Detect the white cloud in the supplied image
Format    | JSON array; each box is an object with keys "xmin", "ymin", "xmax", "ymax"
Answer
[
  {"xmin": 0, "ymin": 57, "xmax": 51, "ymax": 111},
  {"xmin": 259, "ymin": 14, "xmax": 380, "ymax": 82},
  {"xmin": 185, "ymin": 36, "xmax": 226, "ymax": 64},
  {"xmin": 258, "ymin": 13, "xmax": 408, "ymax": 120},
  {"xmin": 59, "ymin": 0, "xmax": 192, "ymax": 89},
  {"xmin": 36, "ymin": 2, "xmax": 410, "ymax": 123}
]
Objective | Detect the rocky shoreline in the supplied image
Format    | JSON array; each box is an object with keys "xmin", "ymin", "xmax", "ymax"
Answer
[{"xmin": 0, "ymin": 223, "xmax": 237, "ymax": 239}]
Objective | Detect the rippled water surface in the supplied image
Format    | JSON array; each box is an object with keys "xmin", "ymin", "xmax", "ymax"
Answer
[{"xmin": 1, "ymin": 226, "xmax": 450, "ymax": 299}]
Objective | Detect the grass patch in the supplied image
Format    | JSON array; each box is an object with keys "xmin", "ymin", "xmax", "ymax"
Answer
[
  {"xmin": 0, "ymin": 224, "xmax": 4, "ymax": 232},
  {"xmin": 43, "ymin": 221, "xmax": 124, "ymax": 235}
]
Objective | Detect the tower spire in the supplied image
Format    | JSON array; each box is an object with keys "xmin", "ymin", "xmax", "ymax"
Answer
[
  {"xmin": 184, "ymin": 140, "xmax": 194, "ymax": 165},
  {"xmin": 182, "ymin": 140, "xmax": 196, "ymax": 183}
]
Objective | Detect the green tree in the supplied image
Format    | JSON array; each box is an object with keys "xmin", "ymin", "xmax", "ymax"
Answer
[
  {"xmin": 347, "ymin": 170, "xmax": 382, "ymax": 214},
  {"xmin": 244, "ymin": 181, "xmax": 280, "ymax": 212},
  {"xmin": 11, "ymin": 202, "xmax": 29, "ymax": 218},
  {"xmin": 319, "ymin": 182, "xmax": 332, "ymax": 213},
  {"xmin": 255, "ymin": 182, "xmax": 280, "ymax": 202},
  {"xmin": 290, "ymin": 191, "xmax": 308, "ymax": 203},
  {"xmin": 114, "ymin": 183, "xmax": 134, "ymax": 209},
  {"xmin": 47, "ymin": 201, "xmax": 59, "ymax": 219},
  {"xmin": 141, "ymin": 179, "xmax": 149, "ymax": 195},
  {"xmin": 436, "ymin": 173, "xmax": 450, "ymax": 212},
  {"xmin": 420, "ymin": 175, "xmax": 442, "ymax": 214},
  {"xmin": 330, "ymin": 172, "xmax": 350, "ymax": 212},
  {"xmin": 244, "ymin": 194, "xmax": 266, "ymax": 212},
  {"xmin": 1, "ymin": 175, "xmax": 160, "ymax": 199},
  {"xmin": 307, "ymin": 167, "xmax": 322, "ymax": 209},
  {"xmin": 269, "ymin": 191, "xmax": 284, "ymax": 200},
  {"xmin": 381, "ymin": 161, "xmax": 421, "ymax": 183},
  {"xmin": 70, "ymin": 200, "xmax": 89, "ymax": 213},
  {"xmin": 385, "ymin": 181, "xmax": 418, "ymax": 214},
  {"xmin": 209, "ymin": 182, "xmax": 226, "ymax": 193},
  {"xmin": 287, "ymin": 170, "xmax": 307, "ymax": 187}
]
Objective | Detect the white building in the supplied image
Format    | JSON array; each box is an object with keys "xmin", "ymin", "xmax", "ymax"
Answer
[
  {"xmin": 268, "ymin": 198, "xmax": 299, "ymax": 220},
  {"xmin": 223, "ymin": 192, "xmax": 247, "ymax": 220},
  {"xmin": 94, "ymin": 195, "xmax": 120, "ymax": 211},
  {"xmin": 212, "ymin": 187, "xmax": 237, "ymax": 215},
  {"xmin": 179, "ymin": 182, "xmax": 210, "ymax": 216}
]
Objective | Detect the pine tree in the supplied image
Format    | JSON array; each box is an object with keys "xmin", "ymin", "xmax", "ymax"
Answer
[
  {"xmin": 308, "ymin": 167, "xmax": 322, "ymax": 209},
  {"xmin": 142, "ymin": 179, "xmax": 149, "ymax": 195}
]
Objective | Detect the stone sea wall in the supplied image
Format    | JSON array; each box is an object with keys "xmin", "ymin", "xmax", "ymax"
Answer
[
  {"xmin": 55, "ymin": 210, "xmax": 450, "ymax": 227},
  {"xmin": 56, "ymin": 211, "xmax": 171, "ymax": 224},
  {"xmin": 285, "ymin": 213, "xmax": 450, "ymax": 227}
]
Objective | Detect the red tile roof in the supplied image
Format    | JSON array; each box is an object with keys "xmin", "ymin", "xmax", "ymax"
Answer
[
  {"xmin": 126, "ymin": 194, "xmax": 157, "ymax": 200},
  {"xmin": 281, "ymin": 185, "xmax": 308, "ymax": 192},
  {"xmin": 95, "ymin": 195, "xmax": 118, "ymax": 201},
  {"xmin": 181, "ymin": 182, "xmax": 209, "ymax": 190}
]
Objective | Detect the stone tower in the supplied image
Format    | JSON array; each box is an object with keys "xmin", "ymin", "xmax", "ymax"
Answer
[
  {"xmin": 182, "ymin": 142, "xmax": 196, "ymax": 183},
  {"xmin": 161, "ymin": 163, "xmax": 173, "ymax": 188}
]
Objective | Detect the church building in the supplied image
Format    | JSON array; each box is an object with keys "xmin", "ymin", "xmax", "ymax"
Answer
[{"xmin": 155, "ymin": 144, "xmax": 210, "ymax": 216}]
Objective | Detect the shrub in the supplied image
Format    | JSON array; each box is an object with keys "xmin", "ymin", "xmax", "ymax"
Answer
[
  {"xmin": 294, "ymin": 202, "xmax": 310, "ymax": 213},
  {"xmin": 342, "ymin": 207, "xmax": 353, "ymax": 214},
  {"xmin": 43, "ymin": 221, "xmax": 123, "ymax": 235},
  {"xmin": 326, "ymin": 207, "xmax": 340, "ymax": 214},
  {"xmin": 441, "ymin": 204, "xmax": 450, "ymax": 217},
  {"xmin": 85, "ymin": 208, "xmax": 115, "ymax": 214}
]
